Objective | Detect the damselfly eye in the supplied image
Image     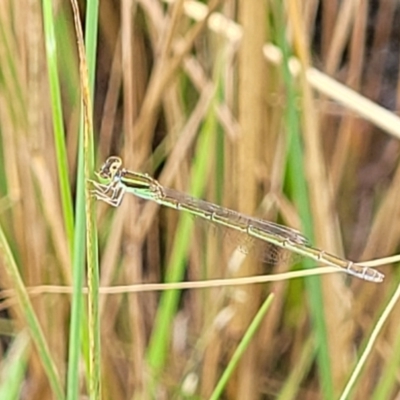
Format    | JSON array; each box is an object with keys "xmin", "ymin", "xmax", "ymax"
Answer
[
  {"xmin": 110, "ymin": 163, "xmax": 118, "ymax": 172},
  {"xmin": 97, "ymin": 156, "xmax": 122, "ymax": 180}
]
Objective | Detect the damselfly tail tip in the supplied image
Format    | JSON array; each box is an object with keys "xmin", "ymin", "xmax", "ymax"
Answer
[
  {"xmin": 349, "ymin": 263, "xmax": 384, "ymax": 283},
  {"xmin": 364, "ymin": 268, "xmax": 384, "ymax": 283},
  {"xmin": 374, "ymin": 271, "xmax": 385, "ymax": 283}
]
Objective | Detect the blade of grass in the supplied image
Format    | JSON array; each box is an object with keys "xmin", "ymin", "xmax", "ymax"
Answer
[
  {"xmin": 42, "ymin": 0, "xmax": 74, "ymax": 253},
  {"xmin": 0, "ymin": 331, "xmax": 30, "ymax": 400},
  {"xmin": 340, "ymin": 281, "xmax": 400, "ymax": 400},
  {"xmin": 41, "ymin": 5, "xmax": 88, "ymax": 399},
  {"xmin": 0, "ymin": 224, "xmax": 65, "ymax": 399},
  {"xmin": 146, "ymin": 86, "xmax": 217, "ymax": 382},
  {"xmin": 273, "ymin": 2, "xmax": 334, "ymax": 398},
  {"xmin": 67, "ymin": 147, "xmax": 89, "ymax": 400},
  {"xmin": 209, "ymin": 293, "xmax": 275, "ymax": 400},
  {"xmin": 370, "ymin": 280, "xmax": 400, "ymax": 400},
  {"xmin": 371, "ymin": 307, "xmax": 400, "ymax": 399},
  {"xmin": 69, "ymin": 0, "xmax": 100, "ymax": 398}
]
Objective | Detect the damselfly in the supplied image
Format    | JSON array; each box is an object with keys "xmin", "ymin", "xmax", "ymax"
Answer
[{"xmin": 90, "ymin": 156, "xmax": 384, "ymax": 283}]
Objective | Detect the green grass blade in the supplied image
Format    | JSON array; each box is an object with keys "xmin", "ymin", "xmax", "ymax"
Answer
[
  {"xmin": 146, "ymin": 212, "xmax": 195, "ymax": 376},
  {"xmin": 341, "ymin": 281, "xmax": 400, "ymax": 400},
  {"xmin": 67, "ymin": 145, "xmax": 88, "ymax": 400},
  {"xmin": 66, "ymin": 1, "xmax": 100, "ymax": 399},
  {"xmin": 371, "ymin": 319, "xmax": 400, "ymax": 399},
  {"xmin": 209, "ymin": 293, "xmax": 275, "ymax": 400},
  {"xmin": 0, "ymin": 332, "xmax": 30, "ymax": 400},
  {"xmin": 0, "ymin": 224, "xmax": 65, "ymax": 399},
  {"xmin": 82, "ymin": 1, "xmax": 101, "ymax": 397},
  {"xmin": 273, "ymin": 3, "xmax": 334, "ymax": 398},
  {"xmin": 146, "ymin": 88, "xmax": 217, "ymax": 381},
  {"xmin": 42, "ymin": 0, "xmax": 74, "ymax": 252}
]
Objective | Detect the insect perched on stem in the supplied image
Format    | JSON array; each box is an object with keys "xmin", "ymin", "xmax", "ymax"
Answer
[{"xmin": 91, "ymin": 156, "xmax": 384, "ymax": 283}]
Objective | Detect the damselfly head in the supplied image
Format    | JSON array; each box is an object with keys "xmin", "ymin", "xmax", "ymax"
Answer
[{"xmin": 96, "ymin": 156, "xmax": 122, "ymax": 181}]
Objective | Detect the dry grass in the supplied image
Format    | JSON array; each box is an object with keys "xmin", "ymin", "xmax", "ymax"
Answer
[{"xmin": 0, "ymin": 1, "xmax": 399, "ymax": 399}]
